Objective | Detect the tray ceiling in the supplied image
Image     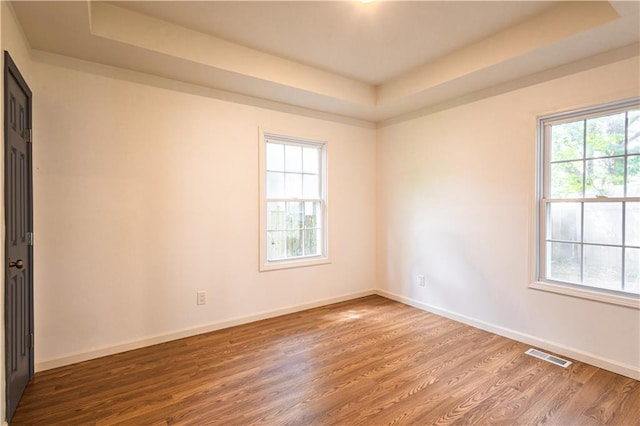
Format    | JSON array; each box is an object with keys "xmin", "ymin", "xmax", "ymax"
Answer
[{"xmin": 11, "ymin": 1, "xmax": 640, "ymax": 123}]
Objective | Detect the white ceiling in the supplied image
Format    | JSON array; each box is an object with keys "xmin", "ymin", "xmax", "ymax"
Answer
[{"xmin": 11, "ymin": 1, "xmax": 640, "ymax": 123}]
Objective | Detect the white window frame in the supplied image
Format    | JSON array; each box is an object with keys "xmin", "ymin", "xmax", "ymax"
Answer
[
  {"xmin": 259, "ymin": 129, "xmax": 329, "ymax": 271},
  {"xmin": 531, "ymin": 98, "xmax": 640, "ymax": 309}
]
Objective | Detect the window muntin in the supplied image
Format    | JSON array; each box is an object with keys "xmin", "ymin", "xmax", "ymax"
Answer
[
  {"xmin": 261, "ymin": 132, "xmax": 327, "ymax": 269},
  {"xmin": 539, "ymin": 100, "xmax": 640, "ymax": 297}
]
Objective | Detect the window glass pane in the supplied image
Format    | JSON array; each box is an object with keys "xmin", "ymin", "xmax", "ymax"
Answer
[
  {"xmin": 625, "ymin": 248, "xmax": 640, "ymax": 294},
  {"xmin": 547, "ymin": 242, "xmax": 581, "ymax": 284},
  {"xmin": 626, "ymin": 202, "xmax": 640, "ymax": 247},
  {"xmin": 263, "ymin": 135, "xmax": 326, "ymax": 265},
  {"xmin": 302, "ymin": 174, "xmax": 319, "ymax": 199},
  {"xmin": 266, "ymin": 202, "xmax": 285, "ymax": 230},
  {"xmin": 627, "ymin": 155, "xmax": 640, "ymax": 197},
  {"xmin": 585, "ymin": 157, "xmax": 624, "ymax": 198},
  {"xmin": 547, "ymin": 202, "xmax": 581, "ymax": 242},
  {"xmin": 304, "ymin": 201, "xmax": 320, "ymax": 229},
  {"xmin": 285, "ymin": 173, "xmax": 302, "ymax": 198},
  {"xmin": 304, "ymin": 228, "xmax": 321, "ymax": 256},
  {"xmin": 287, "ymin": 230, "xmax": 303, "ymax": 257},
  {"xmin": 627, "ymin": 109, "xmax": 640, "ymax": 154},
  {"xmin": 583, "ymin": 202, "xmax": 622, "ymax": 245},
  {"xmin": 303, "ymin": 147, "xmax": 319, "ymax": 174},
  {"xmin": 286, "ymin": 202, "xmax": 303, "ymax": 230},
  {"xmin": 303, "ymin": 203, "xmax": 321, "ymax": 254},
  {"xmin": 551, "ymin": 121, "xmax": 584, "ymax": 161},
  {"xmin": 586, "ymin": 112, "xmax": 626, "ymax": 158},
  {"xmin": 266, "ymin": 172, "xmax": 284, "ymax": 198},
  {"xmin": 541, "ymin": 105, "xmax": 640, "ymax": 296},
  {"xmin": 583, "ymin": 245, "xmax": 622, "ymax": 291},
  {"xmin": 285, "ymin": 145, "xmax": 302, "ymax": 172},
  {"xmin": 267, "ymin": 231, "xmax": 286, "ymax": 260},
  {"xmin": 550, "ymin": 160, "xmax": 583, "ymax": 198},
  {"xmin": 266, "ymin": 143, "xmax": 284, "ymax": 171}
]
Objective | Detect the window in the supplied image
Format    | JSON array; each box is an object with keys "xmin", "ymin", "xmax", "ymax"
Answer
[
  {"xmin": 259, "ymin": 131, "xmax": 328, "ymax": 271},
  {"xmin": 534, "ymin": 99, "xmax": 640, "ymax": 307}
]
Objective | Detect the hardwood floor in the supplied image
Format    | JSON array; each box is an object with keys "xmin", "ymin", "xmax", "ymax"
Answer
[{"xmin": 11, "ymin": 295, "xmax": 640, "ymax": 425}]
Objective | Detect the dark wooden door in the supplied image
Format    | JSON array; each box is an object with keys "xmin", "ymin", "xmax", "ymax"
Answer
[{"xmin": 4, "ymin": 51, "xmax": 33, "ymax": 421}]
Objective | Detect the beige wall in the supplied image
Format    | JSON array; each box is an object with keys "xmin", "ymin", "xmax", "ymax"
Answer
[
  {"xmin": 31, "ymin": 57, "xmax": 377, "ymax": 368},
  {"xmin": 377, "ymin": 56, "xmax": 640, "ymax": 377}
]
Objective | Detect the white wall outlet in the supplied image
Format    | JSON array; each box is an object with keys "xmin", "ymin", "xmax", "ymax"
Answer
[
  {"xmin": 418, "ymin": 275, "xmax": 426, "ymax": 287},
  {"xmin": 196, "ymin": 291, "xmax": 207, "ymax": 305}
]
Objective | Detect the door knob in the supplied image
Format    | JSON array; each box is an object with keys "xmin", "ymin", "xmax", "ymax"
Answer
[{"xmin": 8, "ymin": 259, "xmax": 24, "ymax": 269}]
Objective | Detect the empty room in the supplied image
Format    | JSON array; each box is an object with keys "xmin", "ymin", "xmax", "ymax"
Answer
[{"xmin": 2, "ymin": 0, "xmax": 640, "ymax": 424}]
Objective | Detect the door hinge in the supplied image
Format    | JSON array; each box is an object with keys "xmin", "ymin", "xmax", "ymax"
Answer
[
  {"xmin": 29, "ymin": 333, "xmax": 34, "ymax": 348},
  {"xmin": 26, "ymin": 128, "xmax": 32, "ymax": 143},
  {"xmin": 26, "ymin": 232, "xmax": 34, "ymax": 246}
]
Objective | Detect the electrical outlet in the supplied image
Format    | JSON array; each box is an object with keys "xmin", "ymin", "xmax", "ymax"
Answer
[
  {"xmin": 197, "ymin": 291, "xmax": 207, "ymax": 305},
  {"xmin": 418, "ymin": 275, "xmax": 426, "ymax": 287}
]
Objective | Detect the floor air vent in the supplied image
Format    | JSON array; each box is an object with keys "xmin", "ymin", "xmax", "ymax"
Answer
[{"xmin": 525, "ymin": 348, "xmax": 572, "ymax": 368}]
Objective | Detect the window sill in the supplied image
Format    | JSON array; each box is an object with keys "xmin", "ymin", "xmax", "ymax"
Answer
[
  {"xmin": 530, "ymin": 281, "xmax": 640, "ymax": 309},
  {"xmin": 260, "ymin": 256, "xmax": 331, "ymax": 272}
]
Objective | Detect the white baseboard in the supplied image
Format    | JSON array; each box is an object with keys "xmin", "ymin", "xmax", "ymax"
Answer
[
  {"xmin": 376, "ymin": 289, "xmax": 640, "ymax": 380},
  {"xmin": 36, "ymin": 289, "xmax": 376, "ymax": 372},
  {"xmin": 36, "ymin": 288, "xmax": 640, "ymax": 381}
]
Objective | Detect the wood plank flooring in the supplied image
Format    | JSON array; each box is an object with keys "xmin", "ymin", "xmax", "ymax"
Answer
[{"xmin": 11, "ymin": 295, "xmax": 640, "ymax": 425}]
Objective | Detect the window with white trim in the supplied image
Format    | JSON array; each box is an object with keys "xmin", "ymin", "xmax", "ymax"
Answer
[
  {"xmin": 536, "ymin": 99, "xmax": 640, "ymax": 304},
  {"xmin": 259, "ymin": 132, "xmax": 328, "ymax": 271}
]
